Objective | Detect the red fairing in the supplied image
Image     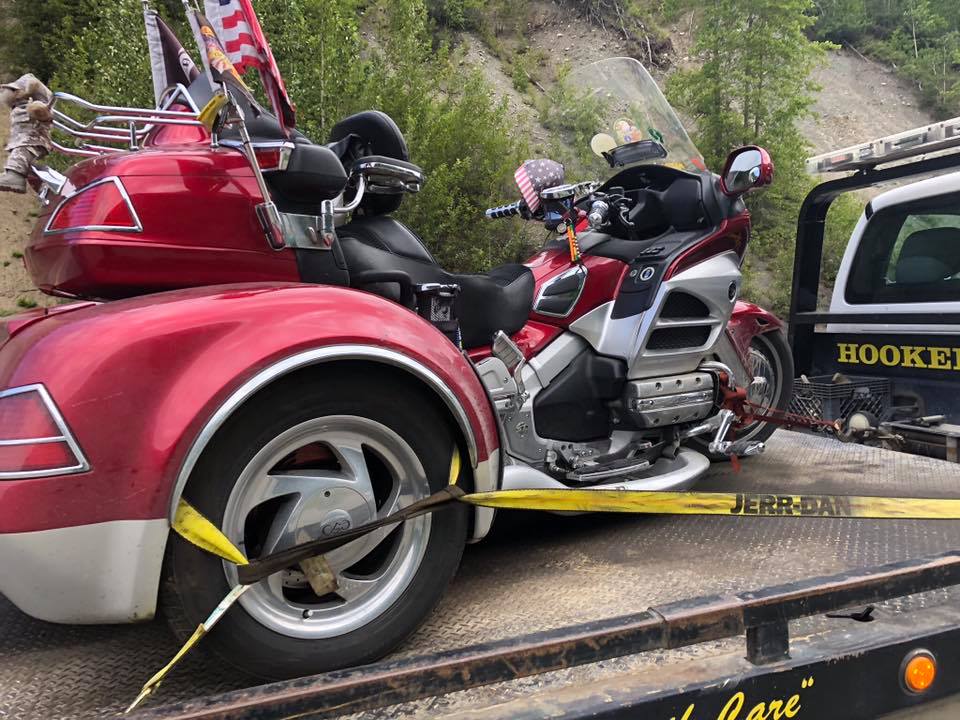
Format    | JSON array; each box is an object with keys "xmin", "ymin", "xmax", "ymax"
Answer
[
  {"xmin": 664, "ymin": 216, "xmax": 750, "ymax": 281},
  {"xmin": 525, "ymin": 246, "xmax": 628, "ymax": 327},
  {"xmin": 24, "ymin": 146, "xmax": 301, "ymax": 298},
  {"xmin": 467, "ymin": 320, "xmax": 561, "ymax": 363},
  {"xmin": 0, "ymin": 284, "xmax": 498, "ymax": 533},
  {"xmin": 726, "ymin": 300, "xmax": 784, "ymax": 368},
  {"xmin": 0, "ymin": 302, "xmax": 97, "ymax": 350}
]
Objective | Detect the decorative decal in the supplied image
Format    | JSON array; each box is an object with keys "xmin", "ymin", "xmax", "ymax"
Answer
[{"xmin": 668, "ymin": 675, "xmax": 814, "ymax": 719}]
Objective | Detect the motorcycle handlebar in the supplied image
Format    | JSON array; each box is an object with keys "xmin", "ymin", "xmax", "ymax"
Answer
[{"xmin": 485, "ymin": 201, "xmax": 524, "ymax": 219}]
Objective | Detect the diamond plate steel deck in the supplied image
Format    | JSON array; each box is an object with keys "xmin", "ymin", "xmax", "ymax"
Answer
[{"xmin": 3, "ymin": 432, "xmax": 960, "ymax": 719}]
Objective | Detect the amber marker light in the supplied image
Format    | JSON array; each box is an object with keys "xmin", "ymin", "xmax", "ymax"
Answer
[{"xmin": 901, "ymin": 649, "xmax": 937, "ymax": 694}]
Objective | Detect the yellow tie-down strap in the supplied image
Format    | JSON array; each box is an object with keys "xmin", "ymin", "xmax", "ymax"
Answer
[
  {"xmin": 465, "ymin": 488, "xmax": 960, "ymax": 520},
  {"xmin": 128, "ymin": 447, "xmax": 960, "ymax": 711}
]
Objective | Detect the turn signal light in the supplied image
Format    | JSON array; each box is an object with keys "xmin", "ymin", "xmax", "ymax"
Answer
[
  {"xmin": 902, "ymin": 649, "xmax": 937, "ymax": 694},
  {"xmin": 253, "ymin": 144, "xmax": 293, "ymax": 172},
  {"xmin": 0, "ymin": 384, "xmax": 89, "ymax": 479},
  {"xmin": 45, "ymin": 177, "xmax": 140, "ymax": 234}
]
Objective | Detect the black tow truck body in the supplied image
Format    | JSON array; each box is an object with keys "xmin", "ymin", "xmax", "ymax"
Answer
[{"xmin": 790, "ymin": 130, "xmax": 960, "ymax": 463}]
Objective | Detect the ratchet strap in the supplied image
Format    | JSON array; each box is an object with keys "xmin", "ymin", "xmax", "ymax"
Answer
[
  {"xmin": 237, "ymin": 487, "xmax": 960, "ymax": 585},
  {"xmin": 129, "ymin": 448, "xmax": 960, "ymax": 711}
]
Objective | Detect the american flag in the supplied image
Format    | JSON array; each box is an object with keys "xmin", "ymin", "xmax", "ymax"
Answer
[
  {"xmin": 514, "ymin": 159, "xmax": 564, "ymax": 213},
  {"xmin": 205, "ymin": 0, "xmax": 296, "ymax": 133}
]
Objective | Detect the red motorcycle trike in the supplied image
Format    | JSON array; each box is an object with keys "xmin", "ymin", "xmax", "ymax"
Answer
[{"xmin": 0, "ymin": 57, "xmax": 790, "ymax": 678}]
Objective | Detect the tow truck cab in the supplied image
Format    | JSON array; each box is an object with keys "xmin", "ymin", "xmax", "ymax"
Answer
[{"xmin": 791, "ymin": 119, "xmax": 960, "ymax": 460}]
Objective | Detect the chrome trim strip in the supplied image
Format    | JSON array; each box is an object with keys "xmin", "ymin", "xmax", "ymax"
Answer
[
  {"xmin": 0, "ymin": 384, "xmax": 90, "ymax": 480},
  {"xmin": 43, "ymin": 176, "xmax": 143, "ymax": 235},
  {"xmin": 0, "ymin": 436, "xmax": 67, "ymax": 446},
  {"xmin": 534, "ymin": 265, "xmax": 588, "ymax": 318},
  {"xmin": 168, "ymin": 345, "xmax": 485, "ymax": 522}
]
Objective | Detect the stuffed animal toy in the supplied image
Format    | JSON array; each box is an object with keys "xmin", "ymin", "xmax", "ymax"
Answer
[{"xmin": 1, "ymin": 73, "xmax": 53, "ymax": 194}]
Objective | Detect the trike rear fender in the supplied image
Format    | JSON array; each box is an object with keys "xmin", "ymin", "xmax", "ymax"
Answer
[{"xmin": 0, "ymin": 283, "xmax": 499, "ymax": 537}]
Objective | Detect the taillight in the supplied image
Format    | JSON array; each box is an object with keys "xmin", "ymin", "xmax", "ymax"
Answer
[
  {"xmin": 45, "ymin": 177, "xmax": 141, "ymax": 234},
  {"xmin": 0, "ymin": 385, "xmax": 89, "ymax": 479},
  {"xmin": 254, "ymin": 144, "xmax": 293, "ymax": 172},
  {"xmin": 663, "ymin": 228, "xmax": 748, "ymax": 280}
]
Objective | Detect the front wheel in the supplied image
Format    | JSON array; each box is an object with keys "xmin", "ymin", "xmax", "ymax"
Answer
[
  {"xmin": 690, "ymin": 328, "xmax": 794, "ymax": 461},
  {"xmin": 161, "ymin": 371, "xmax": 468, "ymax": 680}
]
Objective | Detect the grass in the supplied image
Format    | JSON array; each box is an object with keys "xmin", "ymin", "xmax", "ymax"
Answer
[
  {"xmin": 11, "ymin": 251, "xmax": 23, "ymax": 259},
  {"xmin": 16, "ymin": 297, "xmax": 38, "ymax": 309}
]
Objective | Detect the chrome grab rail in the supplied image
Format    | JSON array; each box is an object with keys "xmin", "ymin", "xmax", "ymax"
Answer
[{"xmin": 51, "ymin": 84, "xmax": 203, "ymax": 156}]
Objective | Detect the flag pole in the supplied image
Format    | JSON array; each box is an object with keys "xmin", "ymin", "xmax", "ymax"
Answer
[{"xmin": 178, "ymin": 0, "xmax": 285, "ymax": 250}]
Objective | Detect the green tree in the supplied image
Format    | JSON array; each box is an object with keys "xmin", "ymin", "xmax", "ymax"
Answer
[
  {"xmin": 668, "ymin": 0, "xmax": 827, "ymax": 170},
  {"xmin": 667, "ymin": 0, "xmax": 840, "ymax": 314},
  {"xmin": 47, "ymin": 1, "xmax": 154, "ymax": 110}
]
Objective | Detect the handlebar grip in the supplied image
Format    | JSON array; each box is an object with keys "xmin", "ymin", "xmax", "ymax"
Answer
[{"xmin": 485, "ymin": 201, "xmax": 523, "ymax": 219}]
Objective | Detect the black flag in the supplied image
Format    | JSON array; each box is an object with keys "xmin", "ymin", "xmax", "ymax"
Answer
[{"xmin": 144, "ymin": 9, "xmax": 200, "ymax": 107}]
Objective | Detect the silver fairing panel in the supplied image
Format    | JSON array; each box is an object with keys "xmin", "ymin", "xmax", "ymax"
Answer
[{"xmin": 569, "ymin": 251, "xmax": 742, "ymax": 379}]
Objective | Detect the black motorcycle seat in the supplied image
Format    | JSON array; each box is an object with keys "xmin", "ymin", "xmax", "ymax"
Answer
[
  {"xmin": 337, "ymin": 216, "xmax": 534, "ymax": 348},
  {"xmin": 339, "ymin": 215, "xmax": 436, "ymax": 263}
]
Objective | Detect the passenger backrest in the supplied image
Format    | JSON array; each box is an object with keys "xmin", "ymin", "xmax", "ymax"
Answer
[{"xmin": 328, "ymin": 111, "xmax": 410, "ymax": 216}]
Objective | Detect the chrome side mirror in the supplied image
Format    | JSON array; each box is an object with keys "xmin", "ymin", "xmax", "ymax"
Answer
[
  {"xmin": 720, "ymin": 146, "xmax": 773, "ymax": 197},
  {"xmin": 540, "ymin": 183, "xmax": 579, "ymax": 201},
  {"xmin": 540, "ymin": 180, "xmax": 599, "ymax": 202},
  {"xmin": 354, "ymin": 157, "xmax": 425, "ymax": 194}
]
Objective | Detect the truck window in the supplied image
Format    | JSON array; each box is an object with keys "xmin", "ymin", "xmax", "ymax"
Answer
[{"xmin": 846, "ymin": 192, "xmax": 960, "ymax": 304}]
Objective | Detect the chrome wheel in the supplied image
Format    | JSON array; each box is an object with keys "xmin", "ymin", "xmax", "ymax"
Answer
[
  {"xmin": 220, "ymin": 415, "xmax": 432, "ymax": 639},
  {"xmin": 738, "ymin": 333, "xmax": 784, "ymax": 439}
]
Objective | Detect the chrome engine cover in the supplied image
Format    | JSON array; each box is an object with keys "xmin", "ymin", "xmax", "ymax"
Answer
[{"xmin": 625, "ymin": 372, "xmax": 715, "ymax": 429}]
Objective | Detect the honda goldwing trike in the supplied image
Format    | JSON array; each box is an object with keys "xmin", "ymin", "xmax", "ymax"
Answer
[{"xmin": 0, "ymin": 57, "xmax": 791, "ymax": 679}]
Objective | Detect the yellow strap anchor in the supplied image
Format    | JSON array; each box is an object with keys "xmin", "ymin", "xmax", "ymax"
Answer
[
  {"xmin": 126, "ymin": 501, "xmax": 250, "ymax": 713},
  {"xmin": 129, "ymin": 447, "xmax": 960, "ymax": 711}
]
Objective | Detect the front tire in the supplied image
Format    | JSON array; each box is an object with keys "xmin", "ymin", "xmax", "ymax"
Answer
[
  {"xmin": 161, "ymin": 370, "xmax": 467, "ymax": 680},
  {"xmin": 690, "ymin": 329, "xmax": 794, "ymax": 461}
]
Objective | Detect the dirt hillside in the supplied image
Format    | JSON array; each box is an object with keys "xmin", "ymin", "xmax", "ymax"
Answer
[
  {"xmin": 801, "ymin": 48, "xmax": 933, "ymax": 155},
  {"xmin": 0, "ymin": 98, "xmax": 49, "ymax": 316}
]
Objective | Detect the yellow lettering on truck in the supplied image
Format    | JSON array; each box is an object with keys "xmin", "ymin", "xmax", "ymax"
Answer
[
  {"xmin": 878, "ymin": 345, "xmax": 900, "ymax": 366},
  {"xmin": 901, "ymin": 346, "xmax": 927, "ymax": 368},
  {"xmin": 837, "ymin": 343, "xmax": 859, "ymax": 364}
]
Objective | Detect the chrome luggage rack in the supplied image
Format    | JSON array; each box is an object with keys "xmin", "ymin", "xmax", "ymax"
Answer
[{"xmin": 51, "ymin": 84, "xmax": 203, "ymax": 157}]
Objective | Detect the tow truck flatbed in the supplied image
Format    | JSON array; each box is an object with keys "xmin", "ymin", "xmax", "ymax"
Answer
[{"xmin": 3, "ymin": 431, "xmax": 960, "ymax": 719}]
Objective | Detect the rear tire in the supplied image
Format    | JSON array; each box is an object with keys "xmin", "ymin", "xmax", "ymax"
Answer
[
  {"xmin": 690, "ymin": 329, "xmax": 794, "ymax": 461},
  {"xmin": 161, "ymin": 370, "xmax": 467, "ymax": 680}
]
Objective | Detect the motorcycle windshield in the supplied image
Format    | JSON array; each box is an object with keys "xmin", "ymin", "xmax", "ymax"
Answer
[{"xmin": 566, "ymin": 57, "xmax": 707, "ymax": 174}]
